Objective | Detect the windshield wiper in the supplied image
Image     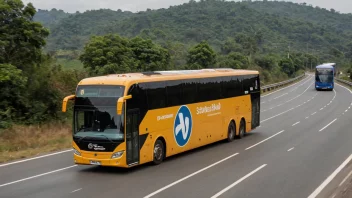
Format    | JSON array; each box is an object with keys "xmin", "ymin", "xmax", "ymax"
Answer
[
  {"xmin": 77, "ymin": 136, "xmax": 87, "ymax": 143},
  {"xmin": 96, "ymin": 134, "xmax": 114, "ymax": 143}
]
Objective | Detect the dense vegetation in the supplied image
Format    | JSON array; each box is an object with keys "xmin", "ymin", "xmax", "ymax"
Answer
[{"xmin": 2, "ymin": 0, "xmax": 352, "ymax": 130}]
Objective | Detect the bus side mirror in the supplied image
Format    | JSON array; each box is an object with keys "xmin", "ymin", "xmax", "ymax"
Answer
[
  {"xmin": 62, "ymin": 95, "xmax": 75, "ymax": 112},
  {"xmin": 117, "ymin": 95, "xmax": 132, "ymax": 115}
]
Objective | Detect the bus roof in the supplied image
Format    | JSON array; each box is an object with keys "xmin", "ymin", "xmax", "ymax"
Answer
[
  {"xmin": 78, "ymin": 68, "xmax": 259, "ymax": 86},
  {"xmin": 316, "ymin": 64, "xmax": 334, "ymax": 69}
]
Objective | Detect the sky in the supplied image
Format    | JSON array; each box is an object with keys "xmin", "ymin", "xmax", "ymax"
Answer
[{"xmin": 22, "ymin": 0, "xmax": 352, "ymax": 14}]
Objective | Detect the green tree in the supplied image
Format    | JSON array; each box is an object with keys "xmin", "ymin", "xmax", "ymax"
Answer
[
  {"xmin": 129, "ymin": 37, "xmax": 170, "ymax": 71},
  {"xmin": 80, "ymin": 34, "xmax": 170, "ymax": 75},
  {"xmin": 0, "ymin": 64, "xmax": 27, "ymax": 128},
  {"xmin": 79, "ymin": 34, "xmax": 135, "ymax": 75},
  {"xmin": 187, "ymin": 41, "xmax": 216, "ymax": 69},
  {"xmin": 217, "ymin": 52, "xmax": 249, "ymax": 69},
  {"xmin": 0, "ymin": 0, "xmax": 49, "ymax": 70},
  {"xmin": 279, "ymin": 58, "xmax": 295, "ymax": 76}
]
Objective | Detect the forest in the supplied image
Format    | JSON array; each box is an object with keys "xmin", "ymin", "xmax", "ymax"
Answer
[{"xmin": 0, "ymin": 0, "xmax": 351, "ymax": 161}]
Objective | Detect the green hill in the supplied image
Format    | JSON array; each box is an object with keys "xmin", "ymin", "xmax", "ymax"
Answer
[{"xmin": 34, "ymin": 0, "xmax": 352, "ymax": 60}]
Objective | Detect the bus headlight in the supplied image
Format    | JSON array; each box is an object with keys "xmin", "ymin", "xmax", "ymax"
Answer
[
  {"xmin": 73, "ymin": 148, "xmax": 81, "ymax": 156},
  {"xmin": 111, "ymin": 151, "xmax": 124, "ymax": 159}
]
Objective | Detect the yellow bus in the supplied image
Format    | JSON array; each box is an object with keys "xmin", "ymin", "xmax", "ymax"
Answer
[{"xmin": 62, "ymin": 68, "xmax": 260, "ymax": 168}]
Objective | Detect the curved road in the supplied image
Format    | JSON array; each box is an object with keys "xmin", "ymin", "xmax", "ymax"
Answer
[{"xmin": 0, "ymin": 74, "xmax": 352, "ymax": 198}]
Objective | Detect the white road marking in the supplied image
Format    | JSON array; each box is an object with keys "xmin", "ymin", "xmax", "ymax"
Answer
[
  {"xmin": 210, "ymin": 164, "xmax": 267, "ymax": 198},
  {"xmin": 287, "ymin": 147, "xmax": 295, "ymax": 152},
  {"xmin": 346, "ymin": 110, "xmax": 348, "ymax": 112},
  {"xmin": 336, "ymin": 83, "xmax": 352, "ymax": 94},
  {"xmin": 261, "ymin": 75, "xmax": 310, "ymax": 98},
  {"xmin": 319, "ymin": 119, "xmax": 337, "ymax": 132},
  {"xmin": 292, "ymin": 122, "xmax": 300, "ymax": 126},
  {"xmin": 339, "ymin": 169, "xmax": 352, "ymax": 187},
  {"xmin": 320, "ymin": 108, "xmax": 324, "ymax": 110},
  {"xmin": 143, "ymin": 153, "xmax": 239, "ymax": 198},
  {"xmin": 306, "ymin": 117, "xmax": 309, "ymax": 119},
  {"xmin": 311, "ymin": 112, "xmax": 317, "ymax": 115},
  {"xmin": 261, "ymin": 82, "xmax": 314, "ymax": 112},
  {"xmin": 0, "ymin": 165, "xmax": 77, "ymax": 188},
  {"xmin": 261, "ymin": 108, "xmax": 295, "ymax": 123},
  {"xmin": 245, "ymin": 130, "xmax": 285, "ymax": 150},
  {"xmin": 0, "ymin": 149, "xmax": 73, "ymax": 168},
  {"xmin": 274, "ymin": 93, "xmax": 288, "ymax": 99},
  {"xmin": 307, "ymin": 154, "xmax": 352, "ymax": 198},
  {"xmin": 71, "ymin": 188, "xmax": 82, "ymax": 193}
]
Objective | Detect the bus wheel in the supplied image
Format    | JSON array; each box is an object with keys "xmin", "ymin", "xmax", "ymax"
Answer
[
  {"xmin": 237, "ymin": 119, "xmax": 245, "ymax": 139},
  {"xmin": 153, "ymin": 139, "xmax": 164, "ymax": 165},
  {"xmin": 227, "ymin": 122, "xmax": 236, "ymax": 142}
]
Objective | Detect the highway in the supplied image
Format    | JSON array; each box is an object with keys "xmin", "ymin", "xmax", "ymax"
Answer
[{"xmin": 0, "ymin": 74, "xmax": 351, "ymax": 198}]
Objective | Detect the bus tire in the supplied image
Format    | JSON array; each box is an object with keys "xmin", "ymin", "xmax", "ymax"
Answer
[
  {"xmin": 227, "ymin": 121, "xmax": 236, "ymax": 142},
  {"xmin": 237, "ymin": 119, "xmax": 245, "ymax": 139},
  {"xmin": 152, "ymin": 139, "xmax": 165, "ymax": 165}
]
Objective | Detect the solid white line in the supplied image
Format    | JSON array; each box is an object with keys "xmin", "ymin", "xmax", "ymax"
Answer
[
  {"xmin": 292, "ymin": 122, "xmax": 300, "ymax": 126},
  {"xmin": 319, "ymin": 119, "xmax": 337, "ymax": 132},
  {"xmin": 287, "ymin": 147, "xmax": 295, "ymax": 152},
  {"xmin": 71, "ymin": 188, "xmax": 82, "ymax": 193},
  {"xmin": 311, "ymin": 112, "xmax": 317, "ymax": 116},
  {"xmin": 0, "ymin": 149, "xmax": 73, "ymax": 168},
  {"xmin": 245, "ymin": 130, "xmax": 285, "ymax": 150},
  {"xmin": 307, "ymin": 154, "xmax": 352, "ymax": 198},
  {"xmin": 339, "ymin": 169, "xmax": 352, "ymax": 187},
  {"xmin": 0, "ymin": 165, "xmax": 77, "ymax": 188},
  {"xmin": 336, "ymin": 83, "xmax": 352, "ymax": 94},
  {"xmin": 143, "ymin": 153, "xmax": 239, "ymax": 198},
  {"xmin": 210, "ymin": 164, "xmax": 267, "ymax": 198}
]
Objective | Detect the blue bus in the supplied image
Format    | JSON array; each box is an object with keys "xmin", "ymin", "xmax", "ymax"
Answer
[{"xmin": 315, "ymin": 63, "xmax": 335, "ymax": 91}]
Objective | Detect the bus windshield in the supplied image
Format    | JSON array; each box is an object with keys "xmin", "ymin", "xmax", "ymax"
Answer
[
  {"xmin": 73, "ymin": 85, "xmax": 125, "ymax": 141},
  {"xmin": 316, "ymin": 68, "xmax": 334, "ymax": 83},
  {"xmin": 74, "ymin": 107, "xmax": 124, "ymax": 141}
]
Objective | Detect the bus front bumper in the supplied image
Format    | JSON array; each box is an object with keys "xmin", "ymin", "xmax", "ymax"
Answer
[{"xmin": 73, "ymin": 154, "xmax": 127, "ymax": 168}]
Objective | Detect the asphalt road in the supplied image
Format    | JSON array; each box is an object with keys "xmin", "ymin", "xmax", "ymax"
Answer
[{"xmin": 1, "ymin": 74, "xmax": 352, "ymax": 198}]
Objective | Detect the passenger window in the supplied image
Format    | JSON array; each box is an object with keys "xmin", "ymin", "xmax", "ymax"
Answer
[
  {"xmin": 182, "ymin": 79, "xmax": 198, "ymax": 104},
  {"xmin": 146, "ymin": 82, "xmax": 167, "ymax": 109},
  {"xmin": 166, "ymin": 80, "xmax": 183, "ymax": 107}
]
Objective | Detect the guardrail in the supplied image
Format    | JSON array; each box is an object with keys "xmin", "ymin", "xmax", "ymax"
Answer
[
  {"xmin": 335, "ymin": 78, "xmax": 352, "ymax": 87},
  {"xmin": 261, "ymin": 73, "xmax": 306, "ymax": 93}
]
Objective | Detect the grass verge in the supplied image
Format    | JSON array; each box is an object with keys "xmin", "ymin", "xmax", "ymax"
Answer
[{"xmin": 0, "ymin": 122, "xmax": 72, "ymax": 163}]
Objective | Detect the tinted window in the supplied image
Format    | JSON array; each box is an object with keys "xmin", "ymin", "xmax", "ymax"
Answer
[
  {"xmin": 197, "ymin": 77, "xmax": 222, "ymax": 102},
  {"xmin": 146, "ymin": 82, "xmax": 167, "ymax": 109},
  {"xmin": 222, "ymin": 76, "xmax": 243, "ymax": 97},
  {"xmin": 242, "ymin": 75, "xmax": 255, "ymax": 93},
  {"xmin": 166, "ymin": 80, "xmax": 183, "ymax": 107},
  {"xmin": 127, "ymin": 84, "xmax": 148, "ymax": 111},
  {"xmin": 182, "ymin": 79, "xmax": 198, "ymax": 104}
]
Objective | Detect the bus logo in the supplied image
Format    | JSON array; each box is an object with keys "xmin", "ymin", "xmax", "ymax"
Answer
[{"xmin": 174, "ymin": 105, "xmax": 193, "ymax": 147}]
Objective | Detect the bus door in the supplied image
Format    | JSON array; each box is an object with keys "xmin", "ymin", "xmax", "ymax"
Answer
[
  {"xmin": 251, "ymin": 92, "xmax": 260, "ymax": 128},
  {"xmin": 126, "ymin": 109, "xmax": 140, "ymax": 166}
]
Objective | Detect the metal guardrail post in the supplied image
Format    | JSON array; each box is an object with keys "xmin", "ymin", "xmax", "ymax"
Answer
[{"xmin": 261, "ymin": 73, "xmax": 306, "ymax": 93}]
